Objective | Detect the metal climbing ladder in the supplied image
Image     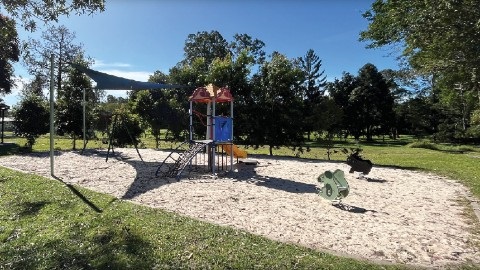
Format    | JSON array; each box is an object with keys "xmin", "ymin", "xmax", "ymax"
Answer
[{"xmin": 155, "ymin": 140, "xmax": 210, "ymax": 179}]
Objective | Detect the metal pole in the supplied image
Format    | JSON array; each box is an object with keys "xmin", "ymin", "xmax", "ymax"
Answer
[
  {"xmin": 230, "ymin": 100, "xmax": 233, "ymax": 170},
  {"xmin": 49, "ymin": 54, "xmax": 55, "ymax": 176},
  {"xmin": 1, "ymin": 109, "xmax": 5, "ymax": 144},
  {"xmin": 83, "ymin": 88, "xmax": 86, "ymax": 149},
  {"xmin": 189, "ymin": 101, "xmax": 193, "ymax": 141},
  {"xmin": 212, "ymin": 100, "xmax": 216, "ymax": 174}
]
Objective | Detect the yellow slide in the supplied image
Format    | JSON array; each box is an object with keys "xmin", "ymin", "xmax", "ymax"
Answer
[{"xmin": 221, "ymin": 144, "xmax": 248, "ymax": 159}]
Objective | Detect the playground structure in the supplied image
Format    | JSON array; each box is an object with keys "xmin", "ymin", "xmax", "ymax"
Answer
[
  {"xmin": 156, "ymin": 84, "xmax": 247, "ymax": 179},
  {"xmin": 317, "ymin": 169, "xmax": 350, "ymax": 201},
  {"xmin": 344, "ymin": 149, "xmax": 373, "ymax": 175}
]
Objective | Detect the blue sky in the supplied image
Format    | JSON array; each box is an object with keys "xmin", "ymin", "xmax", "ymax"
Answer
[{"xmin": 6, "ymin": 0, "xmax": 399, "ymax": 106}]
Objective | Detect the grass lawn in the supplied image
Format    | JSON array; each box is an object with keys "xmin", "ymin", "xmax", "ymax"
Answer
[{"xmin": 1, "ymin": 134, "xmax": 479, "ymax": 269}]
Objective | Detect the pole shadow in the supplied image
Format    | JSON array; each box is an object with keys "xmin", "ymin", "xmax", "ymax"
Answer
[{"xmin": 52, "ymin": 175, "xmax": 103, "ymax": 213}]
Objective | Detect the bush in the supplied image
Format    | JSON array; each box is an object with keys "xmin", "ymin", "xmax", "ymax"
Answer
[
  {"xmin": 109, "ymin": 113, "xmax": 143, "ymax": 147},
  {"xmin": 12, "ymin": 95, "xmax": 49, "ymax": 148},
  {"xmin": 407, "ymin": 140, "xmax": 439, "ymax": 150}
]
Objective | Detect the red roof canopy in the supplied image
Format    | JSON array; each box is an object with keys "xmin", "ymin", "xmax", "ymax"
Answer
[{"xmin": 189, "ymin": 84, "xmax": 233, "ymax": 103}]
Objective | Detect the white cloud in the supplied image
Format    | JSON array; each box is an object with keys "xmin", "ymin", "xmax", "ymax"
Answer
[
  {"xmin": 92, "ymin": 60, "xmax": 132, "ymax": 69},
  {"xmin": 99, "ymin": 69, "xmax": 152, "ymax": 82},
  {"xmin": 2, "ymin": 77, "xmax": 29, "ymax": 106}
]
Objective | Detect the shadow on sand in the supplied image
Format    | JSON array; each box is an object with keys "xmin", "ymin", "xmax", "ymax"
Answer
[
  {"xmin": 109, "ymin": 151, "xmax": 321, "ymax": 200},
  {"xmin": 226, "ymin": 163, "xmax": 319, "ymax": 194},
  {"xmin": 332, "ymin": 202, "xmax": 379, "ymax": 214}
]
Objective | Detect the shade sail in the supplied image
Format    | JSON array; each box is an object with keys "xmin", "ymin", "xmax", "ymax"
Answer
[{"xmin": 70, "ymin": 63, "xmax": 183, "ymax": 90}]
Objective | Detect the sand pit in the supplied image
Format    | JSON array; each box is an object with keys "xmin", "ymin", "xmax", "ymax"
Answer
[{"xmin": 1, "ymin": 148, "xmax": 479, "ymax": 268}]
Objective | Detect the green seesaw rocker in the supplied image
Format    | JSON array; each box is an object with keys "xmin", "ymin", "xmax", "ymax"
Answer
[{"xmin": 317, "ymin": 169, "xmax": 349, "ymax": 202}]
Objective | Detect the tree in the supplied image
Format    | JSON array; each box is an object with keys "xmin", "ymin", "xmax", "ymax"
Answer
[
  {"xmin": 144, "ymin": 71, "xmax": 188, "ymax": 142},
  {"xmin": 0, "ymin": 14, "xmax": 20, "ymax": 95},
  {"xmin": 360, "ymin": 0, "xmax": 480, "ymax": 112},
  {"xmin": 206, "ymin": 50, "xmax": 256, "ymax": 141},
  {"xmin": 1, "ymin": 0, "xmax": 105, "ymax": 31},
  {"xmin": 248, "ymin": 52, "xmax": 305, "ymax": 155},
  {"xmin": 56, "ymin": 58, "xmax": 96, "ymax": 150},
  {"xmin": 23, "ymin": 25, "xmax": 87, "ymax": 94},
  {"xmin": 298, "ymin": 49, "xmax": 327, "ymax": 102},
  {"xmin": 20, "ymin": 73, "xmax": 46, "ymax": 98},
  {"xmin": 327, "ymin": 72, "xmax": 359, "ymax": 139},
  {"xmin": 467, "ymin": 109, "xmax": 480, "ymax": 140},
  {"xmin": 328, "ymin": 64, "xmax": 395, "ymax": 141},
  {"xmin": 230, "ymin": 33, "xmax": 266, "ymax": 64},
  {"xmin": 169, "ymin": 57, "xmax": 208, "ymax": 89},
  {"xmin": 149, "ymin": 70, "xmax": 170, "ymax": 84},
  {"xmin": 12, "ymin": 95, "xmax": 49, "ymax": 148},
  {"xmin": 131, "ymin": 90, "xmax": 168, "ymax": 148},
  {"xmin": 183, "ymin": 30, "xmax": 230, "ymax": 67},
  {"xmin": 396, "ymin": 96, "xmax": 438, "ymax": 138},
  {"xmin": 354, "ymin": 63, "xmax": 395, "ymax": 140},
  {"xmin": 310, "ymin": 97, "xmax": 343, "ymax": 160},
  {"xmin": 298, "ymin": 49, "xmax": 327, "ymax": 140},
  {"xmin": 109, "ymin": 110, "xmax": 143, "ymax": 148},
  {"xmin": 92, "ymin": 95, "xmax": 128, "ymax": 136}
]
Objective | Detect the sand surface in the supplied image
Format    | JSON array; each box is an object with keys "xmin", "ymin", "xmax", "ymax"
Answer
[{"xmin": 1, "ymin": 148, "xmax": 479, "ymax": 268}]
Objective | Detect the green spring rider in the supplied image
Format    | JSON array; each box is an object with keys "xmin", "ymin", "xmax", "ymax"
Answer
[{"xmin": 317, "ymin": 169, "xmax": 349, "ymax": 201}]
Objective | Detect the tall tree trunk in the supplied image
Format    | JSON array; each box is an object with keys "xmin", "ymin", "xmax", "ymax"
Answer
[
  {"xmin": 72, "ymin": 134, "xmax": 76, "ymax": 150},
  {"xmin": 269, "ymin": 145, "xmax": 273, "ymax": 156}
]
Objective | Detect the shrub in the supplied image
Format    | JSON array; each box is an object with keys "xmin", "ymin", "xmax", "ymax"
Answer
[
  {"xmin": 407, "ymin": 140, "xmax": 439, "ymax": 150},
  {"xmin": 12, "ymin": 95, "xmax": 49, "ymax": 148}
]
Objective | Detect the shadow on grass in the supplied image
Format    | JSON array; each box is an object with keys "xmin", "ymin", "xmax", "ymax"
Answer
[
  {"xmin": 17, "ymin": 201, "xmax": 50, "ymax": 217},
  {"xmin": 2, "ymin": 220, "xmax": 156, "ymax": 269},
  {"xmin": 0, "ymin": 143, "xmax": 21, "ymax": 156},
  {"xmin": 52, "ymin": 175, "xmax": 103, "ymax": 213}
]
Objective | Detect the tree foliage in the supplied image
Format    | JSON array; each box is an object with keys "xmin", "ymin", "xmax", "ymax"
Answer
[
  {"xmin": 109, "ymin": 112, "xmax": 143, "ymax": 148},
  {"xmin": 0, "ymin": 14, "xmax": 20, "ymax": 94},
  {"xmin": 12, "ymin": 94, "xmax": 49, "ymax": 148},
  {"xmin": 24, "ymin": 25, "xmax": 87, "ymax": 93},
  {"xmin": 130, "ymin": 89, "xmax": 186, "ymax": 148},
  {"xmin": 360, "ymin": 0, "xmax": 480, "ymax": 76},
  {"xmin": 249, "ymin": 52, "xmax": 305, "ymax": 155},
  {"xmin": 298, "ymin": 49, "xmax": 327, "ymax": 139},
  {"xmin": 20, "ymin": 73, "xmax": 46, "ymax": 98},
  {"xmin": 56, "ymin": 57, "xmax": 96, "ymax": 150},
  {"xmin": 361, "ymin": 0, "xmax": 480, "ymax": 117},
  {"xmin": 328, "ymin": 64, "xmax": 395, "ymax": 141},
  {"xmin": 230, "ymin": 33, "xmax": 266, "ymax": 65},
  {"xmin": 1, "ymin": 0, "xmax": 105, "ymax": 31},
  {"xmin": 183, "ymin": 30, "xmax": 229, "ymax": 68}
]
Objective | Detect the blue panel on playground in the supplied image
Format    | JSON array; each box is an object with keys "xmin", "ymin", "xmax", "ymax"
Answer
[{"xmin": 215, "ymin": 116, "xmax": 232, "ymax": 142}]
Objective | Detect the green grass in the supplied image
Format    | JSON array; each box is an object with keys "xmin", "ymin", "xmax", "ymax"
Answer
[{"xmin": 1, "ymin": 134, "xmax": 480, "ymax": 269}]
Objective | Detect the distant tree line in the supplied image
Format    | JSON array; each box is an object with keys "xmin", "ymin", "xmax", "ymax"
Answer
[{"xmin": 2, "ymin": 1, "xmax": 479, "ymax": 151}]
